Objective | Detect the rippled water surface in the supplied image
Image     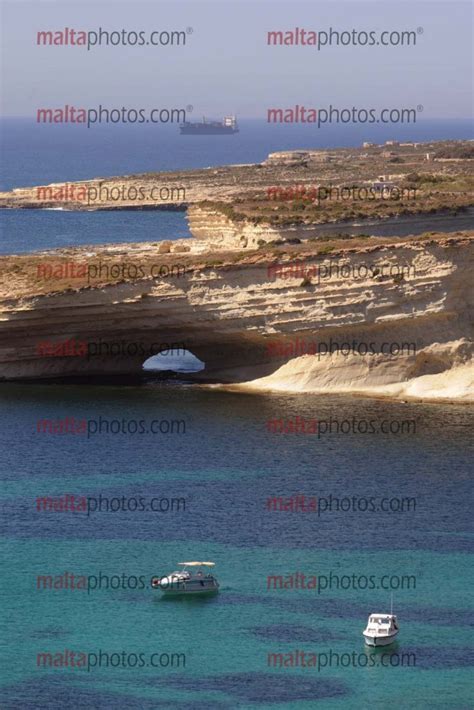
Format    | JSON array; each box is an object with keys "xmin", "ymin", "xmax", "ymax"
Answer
[{"xmin": 1, "ymin": 382, "xmax": 472, "ymax": 708}]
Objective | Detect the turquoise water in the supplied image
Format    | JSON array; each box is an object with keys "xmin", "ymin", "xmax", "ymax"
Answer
[{"xmin": 1, "ymin": 382, "xmax": 473, "ymax": 708}]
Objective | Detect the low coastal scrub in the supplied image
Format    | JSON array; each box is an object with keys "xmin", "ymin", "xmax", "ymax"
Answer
[{"xmin": 198, "ymin": 176, "xmax": 473, "ymax": 228}]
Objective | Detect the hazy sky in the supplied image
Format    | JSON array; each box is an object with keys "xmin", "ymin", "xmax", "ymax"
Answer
[{"xmin": 1, "ymin": 0, "xmax": 472, "ymax": 119}]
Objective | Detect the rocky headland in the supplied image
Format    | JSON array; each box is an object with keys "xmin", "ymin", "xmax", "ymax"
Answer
[{"xmin": 0, "ymin": 141, "xmax": 473, "ymax": 401}]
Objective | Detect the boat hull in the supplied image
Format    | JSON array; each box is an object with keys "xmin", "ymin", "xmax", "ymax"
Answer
[
  {"xmin": 157, "ymin": 578, "xmax": 219, "ymax": 595},
  {"xmin": 363, "ymin": 631, "xmax": 398, "ymax": 647},
  {"xmin": 161, "ymin": 587, "xmax": 219, "ymax": 596}
]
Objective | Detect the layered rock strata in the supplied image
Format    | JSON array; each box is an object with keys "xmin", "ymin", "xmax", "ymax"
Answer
[{"xmin": 0, "ymin": 234, "xmax": 472, "ymax": 401}]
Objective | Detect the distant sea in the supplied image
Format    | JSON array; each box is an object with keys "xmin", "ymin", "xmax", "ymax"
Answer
[{"xmin": 0, "ymin": 118, "xmax": 472, "ymax": 254}]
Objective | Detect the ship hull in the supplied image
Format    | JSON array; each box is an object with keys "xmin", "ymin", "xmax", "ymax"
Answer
[{"xmin": 180, "ymin": 127, "xmax": 239, "ymax": 135}]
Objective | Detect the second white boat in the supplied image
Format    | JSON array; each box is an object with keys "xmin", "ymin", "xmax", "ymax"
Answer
[
  {"xmin": 151, "ymin": 561, "xmax": 219, "ymax": 596},
  {"xmin": 363, "ymin": 613, "xmax": 399, "ymax": 646}
]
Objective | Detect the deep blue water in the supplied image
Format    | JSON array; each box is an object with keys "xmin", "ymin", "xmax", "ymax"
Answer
[{"xmin": 1, "ymin": 118, "xmax": 472, "ymax": 254}]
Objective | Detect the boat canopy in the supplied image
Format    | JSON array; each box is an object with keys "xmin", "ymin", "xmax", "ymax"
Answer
[
  {"xmin": 178, "ymin": 561, "xmax": 215, "ymax": 567},
  {"xmin": 369, "ymin": 615, "xmax": 395, "ymax": 623}
]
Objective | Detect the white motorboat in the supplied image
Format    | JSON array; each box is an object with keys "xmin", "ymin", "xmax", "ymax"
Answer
[
  {"xmin": 151, "ymin": 561, "xmax": 219, "ymax": 596},
  {"xmin": 363, "ymin": 613, "xmax": 399, "ymax": 646}
]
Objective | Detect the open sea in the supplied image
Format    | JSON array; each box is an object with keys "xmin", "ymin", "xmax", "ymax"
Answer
[{"xmin": 1, "ymin": 119, "xmax": 473, "ymax": 709}]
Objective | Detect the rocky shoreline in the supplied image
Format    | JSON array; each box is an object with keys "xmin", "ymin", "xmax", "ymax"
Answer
[
  {"xmin": 1, "ymin": 140, "xmax": 473, "ymax": 250},
  {"xmin": 1, "ymin": 140, "xmax": 473, "ymax": 401}
]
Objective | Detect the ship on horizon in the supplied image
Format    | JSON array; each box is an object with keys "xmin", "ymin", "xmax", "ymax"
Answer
[{"xmin": 180, "ymin": 115, "xmax": 239, "ymax": 135}]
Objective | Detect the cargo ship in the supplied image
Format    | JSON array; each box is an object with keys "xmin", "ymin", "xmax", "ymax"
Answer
[{"xmin": 180, "ymin": 115, "xmax": 239, "ymax": 135}]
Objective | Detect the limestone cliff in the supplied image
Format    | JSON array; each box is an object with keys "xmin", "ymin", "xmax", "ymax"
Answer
[{"xmin": 0, "ymin": 234, "xmax": 472, "ymax": 402}]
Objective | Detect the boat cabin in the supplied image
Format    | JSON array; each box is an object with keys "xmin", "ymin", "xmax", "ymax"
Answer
[{"xmin": 365, "ymin": 614, "xmax": 398, "ymax": 634}]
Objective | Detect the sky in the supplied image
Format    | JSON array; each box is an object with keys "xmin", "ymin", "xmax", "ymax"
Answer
[{"xmin": 1, "ymin": 0, "xmax": 472, "ymax": 120}]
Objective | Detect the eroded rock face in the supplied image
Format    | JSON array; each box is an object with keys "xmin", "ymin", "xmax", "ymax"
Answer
[
  {"xmin": 0, "ymin": 236, "xmax": 472, "ymax": 402},
  {"xmin": 186, "ymin": 204, "xmax": 284, "ymax": 249}
]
